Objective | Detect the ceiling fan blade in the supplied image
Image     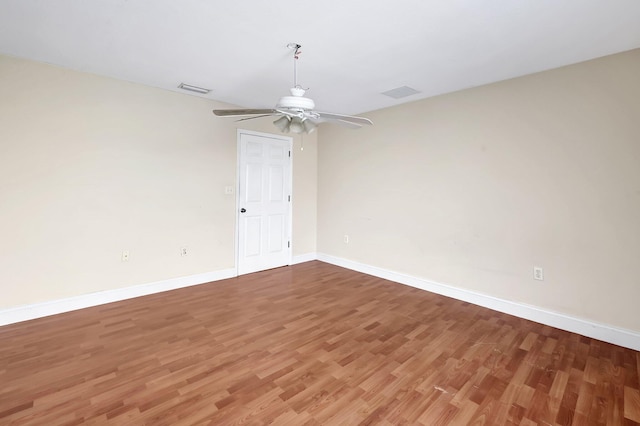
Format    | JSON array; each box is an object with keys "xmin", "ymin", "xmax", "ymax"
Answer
[
  {"xmin": 212, "ymin": 108, "xmax": 276, "ymax": 117},
  {"xmin": 234, "ymin": 115, "xmax": 276, "ymax": 122},
  {"xmin": 316, "ymin": 112, "xmax": 373, "ymax": 126},
  {"xmin": 320, "ymin": 118, "xmax": 362, "ymax": 129}
]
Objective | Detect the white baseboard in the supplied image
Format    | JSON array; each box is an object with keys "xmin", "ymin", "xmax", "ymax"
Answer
[
  {"xmin": 317, "ymin": 253, "xmax": 640, "ymax": 351},
  {"xmin": 292, "ymin": 252, "xmax": 318, "ymax": 265},
  {"xmin": 0, "ymin": 268, "xmax": 237, "ymax": 327},
  {"xmin": 4, "ymin": 254, "xmax": 639, "ymax": 352}
]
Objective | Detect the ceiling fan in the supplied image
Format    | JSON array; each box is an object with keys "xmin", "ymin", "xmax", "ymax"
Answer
[{"xmin": 212, "ymin": 43, "xmax": 373, "ymax": 134}]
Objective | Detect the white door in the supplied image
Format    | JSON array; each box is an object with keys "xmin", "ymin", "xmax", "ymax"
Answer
[{"xmin": 237, "ymin": 131, "xmax": 292, "ymax": 275}]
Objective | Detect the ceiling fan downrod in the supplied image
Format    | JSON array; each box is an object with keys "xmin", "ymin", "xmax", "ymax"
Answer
[{"xmin": 287, "ymin": 43, "xmax": 303, "ymax": 89}]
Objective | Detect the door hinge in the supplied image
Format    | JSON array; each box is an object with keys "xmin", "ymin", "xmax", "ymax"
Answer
[
  {"xmin": 288, "ymin": 150, "xmax": 291, "ymax": 157},
  {"xmin": 288, "ymin": 195, "xmax": 291, "ymax": 202},
  {"xmin": 288, "ymin": 241, "xmax": 290, "ymax": 248}
]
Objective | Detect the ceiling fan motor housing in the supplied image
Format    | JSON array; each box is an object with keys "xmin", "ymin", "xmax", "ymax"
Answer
[{"xmin": 277, "ymin": 95, "xmax": 315, "ymax": 111}]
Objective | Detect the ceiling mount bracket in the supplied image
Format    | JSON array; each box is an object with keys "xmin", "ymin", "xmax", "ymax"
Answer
[{"xmin": 286, "ymin": 42, "xmax": 302, "ymax": 57}]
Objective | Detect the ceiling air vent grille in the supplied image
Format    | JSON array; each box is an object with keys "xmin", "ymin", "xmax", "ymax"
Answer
[
  {"xmin": 381, "ymin": 86, "xmax": 420, "ymax": 99},
  {"xmin": 178, "ymin": 83, "xmax": 211, "ymax": 94}
]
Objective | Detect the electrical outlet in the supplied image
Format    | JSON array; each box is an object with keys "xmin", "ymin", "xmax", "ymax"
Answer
[
  {"xmin": 533, "ymin": 266, "xmax": 544, "ymax": 281},
  {"xmin": 344, "ymin": 235, "xmax": 349, "ymax": 244},
  {"xmin": 180, "ymin": 246, "xmax": 188, "ymax": 257},
  {"xmin": 122, "ymin": 250, "xmax": 130, "ymax": 262}
]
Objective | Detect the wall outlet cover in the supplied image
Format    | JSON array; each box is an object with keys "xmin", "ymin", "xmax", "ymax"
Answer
[{"xmin": 533, "ymin": 266, "xmax": 544, "ymax": 281}]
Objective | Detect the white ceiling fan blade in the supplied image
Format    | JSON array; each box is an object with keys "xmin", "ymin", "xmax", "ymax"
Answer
[
  {"xmin": 212, "ymin": 108, "xmax": 276, "ymax": 117},
  {"xmin": 316, "ymin": 111, "xmax": 373, "ymax": 126},
  {"xmin": 234, "ymin": 115, "xmax": 276, "ymax": 122},
  {"xmin": 319, "ymin": 117, "xmax": 362, "ymax": 129}
]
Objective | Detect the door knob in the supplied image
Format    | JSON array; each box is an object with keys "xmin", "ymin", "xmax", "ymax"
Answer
[{"xmin": 240, "ymin": 208, "xmax": 246, "ymax": 213}]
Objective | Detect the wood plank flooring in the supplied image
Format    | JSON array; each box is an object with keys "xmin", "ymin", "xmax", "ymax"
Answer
[{"xmin": 1, "ymin": 261, "xmax": 639, "ymax": 425}]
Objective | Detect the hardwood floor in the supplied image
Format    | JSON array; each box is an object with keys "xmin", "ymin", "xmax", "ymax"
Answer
[{"xmin": 1, "ymin": 261, "xmax": 639, "ymax": 425}]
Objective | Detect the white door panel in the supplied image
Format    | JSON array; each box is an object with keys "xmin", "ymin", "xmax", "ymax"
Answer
[
  {"xmin": 268, "ymin": 215, "xmax": 284, "ymax": 252},
  {"xmin": 269, "ymin": 166, "xmax": 285, "ymax": 201},
  {"xmin": 237, "ymin": 131, "xmax": 292, "ymax": 275},
  {"xmin": 244, "ymin": 217, "xmax": 261, "ymax": 257},
  {"xmin": 246, "ymin": 163, "xmax": 263, "ymax": 202}
]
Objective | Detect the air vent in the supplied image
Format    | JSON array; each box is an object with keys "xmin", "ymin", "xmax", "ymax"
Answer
[
  {"xmin": 381, "ymin": 86, "xmax": 421, "ymax": 99},
  {"xmin": 178, "ymin": 83, "xmax": 211, "ymax": 94}
]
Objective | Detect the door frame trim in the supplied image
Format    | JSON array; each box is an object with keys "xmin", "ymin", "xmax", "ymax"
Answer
[{"xmin": 235, "ymin": 129, "xmax": 293, "ymax": 276}]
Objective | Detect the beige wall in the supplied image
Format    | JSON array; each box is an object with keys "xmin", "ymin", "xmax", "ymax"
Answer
[
  {"xmin": 318, "ymin": 49, "xmax": 640, "ymax": 332},
  {"xmin": 4, "ymin": 48, "xmax": 639, "ymax": 333},
  {"xmin": 0, "ymin": 55, "xmax": 317, "ymax": 309}
]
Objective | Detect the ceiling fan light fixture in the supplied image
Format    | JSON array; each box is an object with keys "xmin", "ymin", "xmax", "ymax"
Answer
[
  {"xmin": 273, "ymin": 116, "xmax": 291, "ymax": 132},
  {"xmin": 303, "ymin": 119, "xmax": 317, "ymax": 134},
  {"xmin": 289, "ymin": 117, "xmax": 305, "ymax": 134}
]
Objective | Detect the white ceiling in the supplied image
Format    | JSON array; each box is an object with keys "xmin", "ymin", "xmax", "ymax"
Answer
[{"xmin": 1, "ymin": 0, "xmax": 640, "ymax": 115}]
